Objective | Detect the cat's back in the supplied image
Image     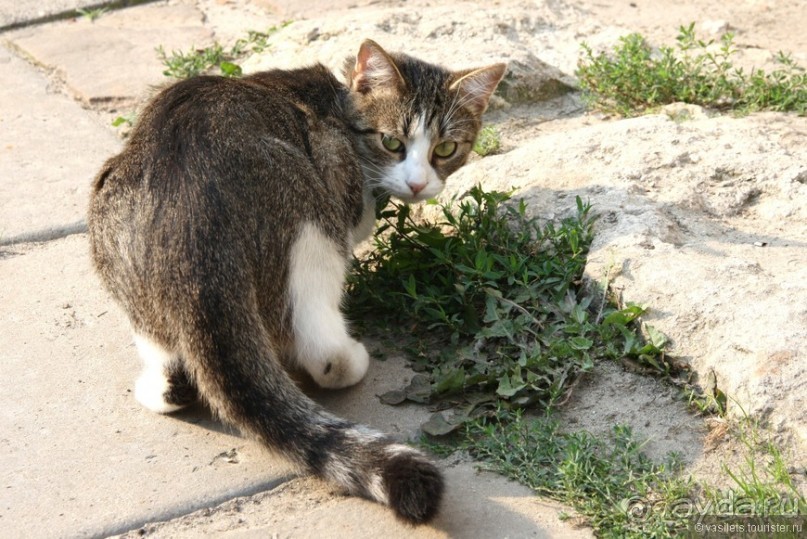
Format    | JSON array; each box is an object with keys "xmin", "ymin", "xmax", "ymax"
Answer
[
  {"xmin": 89, "ymin": 65, "xmax": 364, "ymax": 280},
  {"xmin": 129, "ymin": 66, "xmax": 345, "ymax": 168},
  {"xmin": 92, "ymin": 65, "xmax": 360, "ymax": 214}
]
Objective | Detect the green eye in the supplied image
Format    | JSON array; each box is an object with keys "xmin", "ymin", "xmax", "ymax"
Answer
[
  {"xmin": 433, "ymin": 140, "xmax": 457, "ymax": 158},
  {"xmin": 381, "ymin": 134, "xmax": 404, "ymax": 152}
]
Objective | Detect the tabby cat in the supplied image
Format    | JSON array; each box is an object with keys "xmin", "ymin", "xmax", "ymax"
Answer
[{"xmin": 88, "ymin": 39, "xmax": 504, "ymax": 524}]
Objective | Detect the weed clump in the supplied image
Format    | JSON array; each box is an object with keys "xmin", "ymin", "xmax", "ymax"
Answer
[
  {"xmin": 576, "ymin": 23, "xmax": 807, "ymax": 116},
  {"xmin": 472, "ymin": 126, "xmax": 502, "ymax": 156},
  {"xmin": 348, "ymin": 187, "xmax": 672, "ymax": 430},
  {"xmin": 157, "ymin": 23, "xmax": 291, "ymax": 79}
]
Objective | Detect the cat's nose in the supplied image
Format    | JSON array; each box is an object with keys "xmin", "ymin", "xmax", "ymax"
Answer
[{"xmin": 407, "ymin": 180, "xmax": 427, "ymax": 195}]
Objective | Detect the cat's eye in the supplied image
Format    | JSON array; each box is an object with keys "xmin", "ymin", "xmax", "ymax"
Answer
[
  {"xmin": 381, "ymin": 134, "xmax": 404, "ymax": 153},
  {"xmin": 433, "ymin": 141, "xmax": 457, "ymax": 159}
]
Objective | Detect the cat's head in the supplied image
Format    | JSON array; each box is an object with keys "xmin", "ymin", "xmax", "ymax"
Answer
[{"xmin": 345, "ymin": 40, "xmax": 505, "ymax": 203}]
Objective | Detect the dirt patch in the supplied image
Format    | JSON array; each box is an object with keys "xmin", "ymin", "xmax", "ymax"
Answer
[{"xmin": 557, "ymin": 361, "xmax": 707, "ymax": 465}]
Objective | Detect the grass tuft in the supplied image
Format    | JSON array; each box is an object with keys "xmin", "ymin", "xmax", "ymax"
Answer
[
  {"xmin": 473, "ymin": 125, "xmax": 502, "ymax": 156},
  {"xmin": 76, "ymin": 7, "xmax": 108, "ymax": 22},
  {"xmin": 576, "ymin": 23, "xmax": 807, "ymax": 116},
  {"xmin": 157, "ymin": 22, "xmax": 292, "ymax": 79},
  {"xmin": 460, "ymin": 409, "xmax": 692, "ymax": 537}
]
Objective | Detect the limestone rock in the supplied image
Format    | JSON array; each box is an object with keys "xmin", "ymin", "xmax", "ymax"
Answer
[{"xmin": 439, "ymin": 108, "xmax": 807, "ymax": 454}]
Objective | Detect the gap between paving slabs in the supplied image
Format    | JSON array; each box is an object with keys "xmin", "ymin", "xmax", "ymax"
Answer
[
  {"xmin": 0, "ymin": 221, "xmax": 88, "ymax": 246},
  {"xmin": 0, "ymin": 0, "xmax": 160, "ymax": 33},
  {"xmin": 102, "ymin": 475, "xmax": 296, "ymax": 537}
]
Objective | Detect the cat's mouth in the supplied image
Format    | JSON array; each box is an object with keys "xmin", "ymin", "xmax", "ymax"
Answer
[
  {"xmin": 390, "ymin": 187, "xmax": 434, "ymax": 204},
  {"xmin": 372, "ymin": 183, "xmax": 433, "ymax": 204}
]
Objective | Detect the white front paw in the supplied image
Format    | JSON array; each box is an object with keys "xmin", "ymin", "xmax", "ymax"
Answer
[{"xmin": 311, "ymin": 340, "xmax": 370, "ymax": 389}]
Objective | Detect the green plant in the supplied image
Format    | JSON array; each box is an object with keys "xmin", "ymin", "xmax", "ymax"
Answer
[
  {"xmin": 157, "ymin": 22, "xmax": 292, "ymax": 79},
  {"xmin": 348, "ymin": 187, "xmax": 675, "ymax": 428},
  {"xmin": 577, "ymin": 23, "xmax": 807, "ymax": 116},
  {"xmin": 349, "ymin": 187, "xmax": 804, "ymax": 536},
  {"xmin": 473, "ymin": 125, "xmax": 501, "ymax": 156},
  {"xmin": 707, "ymin": 405, "xmax": 806, "ymax": 511},
  {"xmin": 460, "ymin": 409, "xmax": 692, "ymax": 537},
  {"xmin": 685, "ymin": 369, "xmax": 728, "ymax": 416},
  {"xmin": 447, "ymin": 408, "xmax": 805, "ymax": 538},
  {"xmin": 76, "ymin": 7, "xmax": 108, "ymax": 22},
  {"xmin": 111, "ymin": 113, "xmax": 136, "ymax": 128},
  {"xmin": 157, "ymin": 43, "xmax": 229, "ymax": 79}
]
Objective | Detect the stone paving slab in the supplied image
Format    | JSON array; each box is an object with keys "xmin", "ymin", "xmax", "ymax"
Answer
[
  {"xmin": 6, "ymin": 3, "xmax": 213, "ymax": 105},
  {"xmin": 0, "ymin": 44, "xmax": 119, "ymax": 245},
  {"xmin": 0, "ymin": 235, "xmax": 295, "ymax": 538},
  {"xmin": 116, "ymin": 465, "xmax": 591, "ymax": 538},
  {"xmin": 0, "ymin": 0, "xmax": 109, "ymax": 31}
]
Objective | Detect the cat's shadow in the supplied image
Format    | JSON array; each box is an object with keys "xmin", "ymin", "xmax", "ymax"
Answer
[{"xmin": 169, "ymin": 401, "xmax": 233, "ymax": 435}]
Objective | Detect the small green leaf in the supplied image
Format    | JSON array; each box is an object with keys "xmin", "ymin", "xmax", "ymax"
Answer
[
  {"xmin": 496, "ymin": 374, "xmax": 525, "ymax": 397},
  {"xmin": 571, "ymin": 304, "xmax": 588, "ymax": 324},
  {"xmin": 403, "ymin": 274, "xmax": 417, "ymax": 298},
  {"xmin": 219, "ymin": 61, "xmax": 243, "ymax": 77},
  {"xmin": 602, "ymin": 305, "xmax": 645, "ymax": 327},
  {"xmin": 645, "ymin": 325, "xmax": 668, "ymax": 348},
  {"xmin": 433, "ymin": 367, "xmax": 466, "ymax": 395},
  {"xmin": 569, "ymin": 336, "xmax": 594, "ymax": 350}
]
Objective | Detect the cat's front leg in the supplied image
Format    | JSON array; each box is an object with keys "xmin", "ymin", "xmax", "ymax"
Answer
[{"xmin": 289, "ymin": 222, "xmax": 369, "ymax": 389}]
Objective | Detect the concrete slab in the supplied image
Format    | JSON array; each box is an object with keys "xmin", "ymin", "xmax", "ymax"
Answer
[
  {"xmin": 0, "ymin": 235, "xmax": 296, "ymax": 538},
  {"xmin": 6, "ymin": 3, "xmax": 213, "ymax": 104},
  {"xmin": 0, "ymin": 44, "xmax": 119, "ymax": 245},
  {"xmin": 115, "ymin": 465, "xmax": 592, "ymax": 538},
  {"xmin": 0, "ymin": 0, "xmax": 111, "ymax": 31},
  {"xmin": 252, "ymin": 0, "xmax": 380, "ymax": 19}
]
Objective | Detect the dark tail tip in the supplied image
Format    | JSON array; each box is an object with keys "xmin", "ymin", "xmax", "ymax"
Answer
[{"xmin": 382, "ymin": 453, "xmax": 444, "ymax": 525}]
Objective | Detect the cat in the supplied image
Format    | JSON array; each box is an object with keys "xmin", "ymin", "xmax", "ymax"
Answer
[{"xmin": 88, "ymin": 39, "xmax": 504, "ymax": 524}]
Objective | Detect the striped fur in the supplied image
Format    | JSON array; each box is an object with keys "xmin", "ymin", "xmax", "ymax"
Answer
[{"xmin": 88, "ymin": 40, "xmax": 504, "ymax": 524}]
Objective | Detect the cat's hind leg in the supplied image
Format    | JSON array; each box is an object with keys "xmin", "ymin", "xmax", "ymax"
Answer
[
  {"xmin": 133, "ymin": 334, "xmax": 198, "ymax": 413},
  {"xmin": 289, "ymin": 222, "xmax": 369, "ymax": 389}
]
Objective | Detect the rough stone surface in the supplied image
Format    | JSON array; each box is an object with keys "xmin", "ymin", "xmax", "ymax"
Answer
[
  {"xmin": 241, "ymin": 0, "xmax": 586, "ymax": 82},
  {"xmin": 435, "ymin": 109, "xmax": 807, "ymax": 456}
]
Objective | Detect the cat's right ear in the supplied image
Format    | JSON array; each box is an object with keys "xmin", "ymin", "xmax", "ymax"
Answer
[
  {"xmin": 449, "ymin": 63, "xmax": 507, "ymax": 116},
  {"xmin": 350, "ymin": 39, "xmax": 405, "ymax": 94}
]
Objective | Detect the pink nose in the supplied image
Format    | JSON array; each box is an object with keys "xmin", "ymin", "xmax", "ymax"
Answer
[{"xmin": 407, "ymin": 181, "xmax": 426, "ymax": 195}]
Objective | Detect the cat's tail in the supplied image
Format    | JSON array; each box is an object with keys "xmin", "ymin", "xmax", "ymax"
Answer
[{"xmin": 176, "ymin": 292, "xmax": 443, "ymax": 524}]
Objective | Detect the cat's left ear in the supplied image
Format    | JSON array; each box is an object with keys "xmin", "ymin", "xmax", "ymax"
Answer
[{"xmin": 449, "ymin": 63, "xmax": 507, "ymax": 115}]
